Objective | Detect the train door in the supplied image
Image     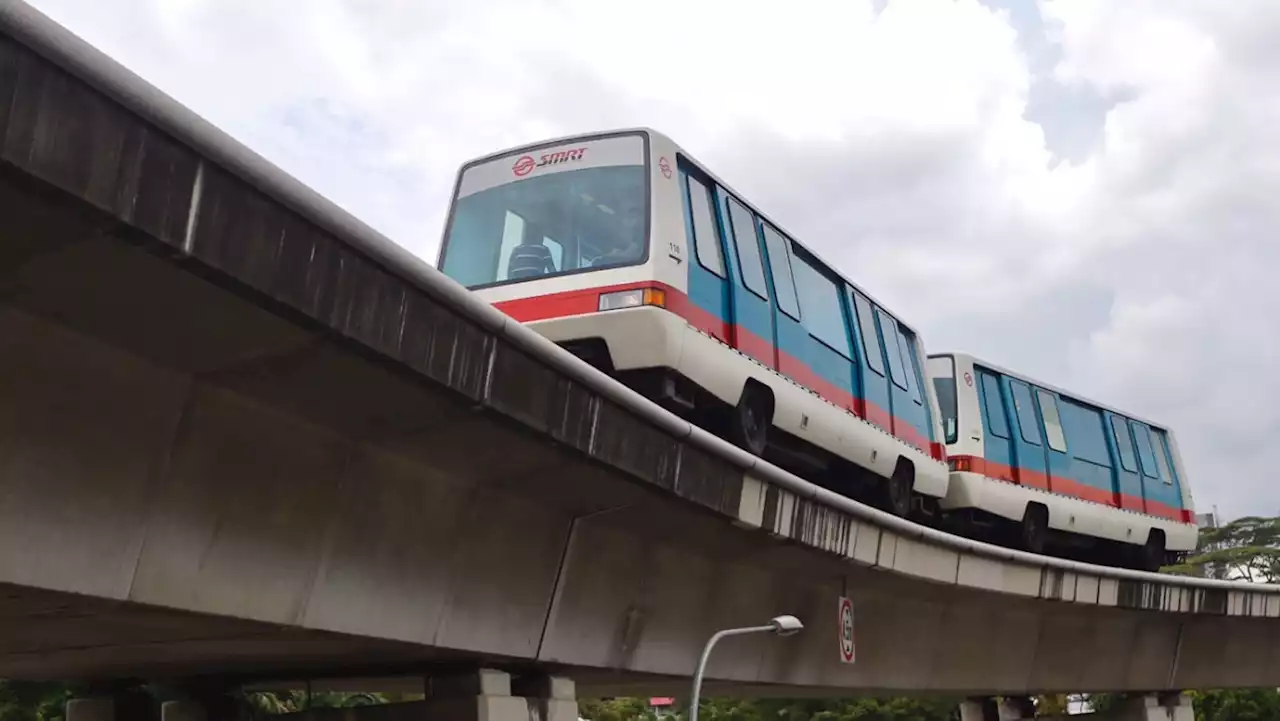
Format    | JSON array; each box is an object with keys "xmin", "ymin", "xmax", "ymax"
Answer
[
  {"xmin": 900, "ymin": 330, "xmax": 941, "ymax": 459},
  {"xmin": 1033, "ymin": 388, "xmax": 1071, "ymax": 494},
  {"xmin": 716, "ymin": 192, "xmax": 775, "ymax": 369},
  {"xmin": 1104, "ymin": 413, "xmax": 1144, "ymax": 512},
  {"xmin": 758, "ymin": 221, "xmax": 807, "ymax": 383},
  {"xmin": 1150, "ymin": 427, "xmax": 1187, "ymax": 520},
  {"xmin": 1004, "ymin": 378, "xmax": 1049, "ymax": 490},
  {"xmin": 849, "ymin": 289, "xmax": 890, "ymax": 429},
  {"xmin": 975, "ymin": 369, "xmax": 1014, "ymax": 481},
  {"xmin": 1131, "ymin": 420, "xmax": 1179, "ymax": 520},
  {"xmin": 876, "ymin": 309, "xmax": 911, "ymax": 445},
  {"xmin": 678, "ymin": 166, "xmax": 731, "ymax": 344}
]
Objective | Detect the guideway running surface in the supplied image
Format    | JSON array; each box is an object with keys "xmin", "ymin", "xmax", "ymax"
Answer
[{"xmin": 1, "ymin": 0, "xmax": 1280, "ymax": 696}]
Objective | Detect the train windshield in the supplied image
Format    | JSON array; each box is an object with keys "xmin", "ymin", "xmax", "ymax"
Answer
[
  {"xmin": 927, "ymin": 356, "xmax": 959, "ymax": 444},
  {"xmin": 438, "ymin": 134, "xmax": 649, "ymax": 289}
]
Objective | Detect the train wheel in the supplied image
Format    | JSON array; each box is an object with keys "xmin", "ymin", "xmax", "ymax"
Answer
[
  {"xmin": 1018, "ymin": 505, "xmax": 1048, "ymax": 555},
  {"xmin": 1139, "ymin": 531, "xmax": 1166, "ymax": 572},
  {"xmin": 877, "ymin": 460, "xmax": 913, "ymax": 517},
  {"xmin": 729, "ymin": 384, "xmax": 771, "ymax": 457}
]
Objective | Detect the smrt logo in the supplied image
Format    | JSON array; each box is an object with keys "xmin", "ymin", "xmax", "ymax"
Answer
[{"xmin": 512, "ymin": 147, "xmax": 587, "ymax": 177}]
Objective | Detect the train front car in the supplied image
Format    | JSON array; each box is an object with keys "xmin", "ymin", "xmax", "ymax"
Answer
[
  {"xmin": 438, "ymin": 128, "xmax": 949, "ymax": 520},
  {"xmin": 436, "ymin": 130, "xmax": 683, "ymax": 381},
  {"xmin": 926, "ymin": 352, "xmax": 1198, "ymax": 571}
]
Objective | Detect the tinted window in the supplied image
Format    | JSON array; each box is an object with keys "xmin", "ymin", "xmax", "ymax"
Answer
[
  {"xmin": 1111, "ymin": 415, "xmax": 1137, "ymax": 472},
  {"xmin": 895, "ymin": 326, "xmax": 923, "ymax": 404},
  {"xmin": 980, "ymin": 372, "xmax": 1010, "ymax": 439},
  {"xmin": 1132, "ymin": 421, "xmax": 1161, "ymax": 478},
  {"xmin": 852, "ymin": 291, "xmax": 884, "ymax": 375},
  {"xmin": 878, "ymin": 310, "xmax": 908, "ymax": 389},
  {"xmin": 1060, "ymin": 399, "xmax": 1110, "ymax": 466},
  {"xmin": 727, "ymin": 199, "xmax": 768, "ymax": 298},
  {"xmin": 685, "ymin": 174, "xmax": 724, "ymax": 277},
  {"xmin": 791, "ymin": 251, "xmax": 850, "ymax": 356},
  {"xmin": 761, "ymin": 225, "xmax": 800, "ymax": 318},
  {"xmin": 1010, "ymin": 380, "xmax": 1042, "ymax": 446},
  {"xmin": 1037, "ymin": 389, "xmax": 1067, "ymax": 452}
]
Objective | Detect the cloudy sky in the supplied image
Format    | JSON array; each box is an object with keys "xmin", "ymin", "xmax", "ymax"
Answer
[{"xmin": 24, "ymin": 0, "xmax": 1279, "ymax": 521}]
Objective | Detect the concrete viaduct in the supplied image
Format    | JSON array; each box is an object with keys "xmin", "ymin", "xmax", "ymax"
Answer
[{"xmin": 0, "ymin": 2, "xmax": 1275, "ymax": 720}]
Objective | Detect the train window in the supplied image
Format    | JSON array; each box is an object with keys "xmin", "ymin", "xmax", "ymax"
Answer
[
  {"xmin": 1110, "ymin": 415, "xmax": 1138, "ymax": 473},
  {"xmin": 761, "ymin": 224, "xmax": 800, "ymax": 319},
  {"xmin": 1009, "ymin": 380, "xmax": 1042, "ymax": 446},
  {"xmin": 894, "ymin": 326, "xmax": 922, "ymax": 404},
  {"xmin": 726, "ymin": 198, "xmax": 769, "ymax": 299},
  {"xmin": 1131, "ymin": 421, "xmax": 1161, "ymax": 479},
  {"xmin": 928, "ymin": 356, "xmax": 958, "ymax": 444},
  {"xmin": 851, "ymin": 291, "xmax": 884, "ymax": 376},
  {"xmin": 791, "ymin": 250, "xmax": 851, "ymax": 356},
  {"xmin": 1036, "ymin": 389, "xmax": 1067, "ymax": 452},
  {"xmin": 979, "ymin": 372, "xmax": 1010, "ymax": 439},
  {"xmin": 1152, "ymin": 429, "xmax": 1178, "ymax": 485},
  {"xmin": 1060, "ymin": 399, "xmax": 1111, "ymax": 466},
  {"xmin": 878, "ymin": 310, "xmax": 908, "ymax": 390},
  {"xmin": 1149, "ymin": 428, "xmax": 1174, "ymax": 484},
  {"xmin": 684, "ymin": 174, "xmax": 725, "ymax": 278}
]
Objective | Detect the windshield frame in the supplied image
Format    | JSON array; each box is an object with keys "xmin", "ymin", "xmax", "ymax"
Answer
[
  {"xmin": 436, "ymin": 130, "xmax": 652, "ymax": 292},
  {"xmin": 927, "ymin": 354, "xmax": 959, "ymax": 445}
]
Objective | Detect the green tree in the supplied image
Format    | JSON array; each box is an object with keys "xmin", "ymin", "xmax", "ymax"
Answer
[
  {"xmin": 1163, "ymin": 516, "xmax": 1280, "ymax": 582},
  {"xmin": 244, "ymin": 690, "xmax": 390, "ymax": 714},
  {"xmin": 1194, "ymin": 689, "xmax": 1280, "ymax": 721},
  {"xmin": 0, "ymin": 681, "xmax": 75, "ymax": 721},
  {"xmin": 578, "ymin": 697, "xmax": 658, "ymax": 721}
]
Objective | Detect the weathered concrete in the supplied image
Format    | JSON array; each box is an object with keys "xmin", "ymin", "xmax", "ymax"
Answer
[
  {"xmin": 161, "ymin": 700, "xmax": 209, "ymax": 721},
  {"xmin": 959, "ymin": 694, "xmax": 1193, "ymax": 721},
  {"xmin": 66, "ymin": 698, "xmax": 114, "ymax": 721},
  {"xmin": 277, "ymin": 670, "xmax": 575, "ymax": 721},
  {"xmin": 1, "ymin": 0, "xmax": 1280, "ymax": 698}
]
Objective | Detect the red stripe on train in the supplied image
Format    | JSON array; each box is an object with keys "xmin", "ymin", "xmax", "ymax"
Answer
[
  {"xmin": 949, "ymin": 455, "xmax": 1193, "ymax": 523},
  {"xmin": 492, "ymin": 283, "xmax": 945, "ymax": 462}
]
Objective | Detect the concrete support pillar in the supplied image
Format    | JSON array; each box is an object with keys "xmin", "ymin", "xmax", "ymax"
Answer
[
  {"xmin": 957, "ymin": 696, "xmax": 1033, "ymax": 721},
  {"xmin": 958, "ymin": 697, "xmax": 997, "ymax": 721},
  {"xmin": 281, "ymin": 669, "xmax": 577, "ymax": 721},
  {"xmin": 161, "ymin": 699, "xmax": 209, "ymax": 721},
  {"xmin": 66, "ymin": 698, "xmax": 115, "ymax": 721},
  {"xmin": 1115, "ymin": 693, "xmax": 1194, "ymax": 721},
  {"xmin": 423, "ymin": 668, "xmax": 528, "ymax": 721},
  {"xmin": 512, "ymin": 674, "xmax": 578, "ymax": 721}
]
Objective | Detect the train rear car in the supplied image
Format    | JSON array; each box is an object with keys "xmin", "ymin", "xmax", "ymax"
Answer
[
  {"xmin": 436, "ymin": 128, "xmax": 948, "ymax": 518},
  {"xmin": 927, "ymin": 352, "xmax": 1197, "ymax": 570}
]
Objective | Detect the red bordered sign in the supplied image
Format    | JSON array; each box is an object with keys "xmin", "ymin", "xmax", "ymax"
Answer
[{"xmin": 838, "ymin": 596, "xmax": 855, "ymax": 664}]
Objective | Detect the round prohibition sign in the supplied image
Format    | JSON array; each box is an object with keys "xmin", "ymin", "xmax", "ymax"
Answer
[{"xmin": 838, "ymin": 596, "xmax": 855, "ymax": 664}]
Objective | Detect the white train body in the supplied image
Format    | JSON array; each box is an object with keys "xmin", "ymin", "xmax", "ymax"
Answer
[
  {"xmin": 927, "ymin": 352, "xmax": 1198, "ymax": 559},
  {"xmin": 434, "ymin": 127, "xmax": 1200, "ymax": 569},
  {"xmin": 436, "ymin": 128, "xmax": 949, "ymax": 516}
]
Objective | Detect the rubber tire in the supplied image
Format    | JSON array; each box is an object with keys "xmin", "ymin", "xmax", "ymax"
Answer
[
  {"xmin": 1019, "ymin": 505, "xmax": 1048, "ymax": 555},
  {"xmin": 1139, "ymin": 532, "xmax": 1166, "ymax": 572},
  {"xmin": 879, "ymin": 467, "xmax": 912, "ymax": 517},
  {"xmin": 729, "ymin": 387, "xmax": 769, "ymax": 457}
]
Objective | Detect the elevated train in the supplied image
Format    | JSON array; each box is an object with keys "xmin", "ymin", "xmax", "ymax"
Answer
[{"xmin": 435, "ymin": 127, "xmax": 1197, "ymax": 571}]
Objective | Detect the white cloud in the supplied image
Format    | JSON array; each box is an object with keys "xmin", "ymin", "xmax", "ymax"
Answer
[{"xmin": 21, "ymin": 0, "xmax": 1280, "ymax": 519}]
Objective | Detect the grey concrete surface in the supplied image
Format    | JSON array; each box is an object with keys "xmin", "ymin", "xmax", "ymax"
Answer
[{"xmin": 2, "ymin": 0, "xmax": 1280, "ymax": 698}]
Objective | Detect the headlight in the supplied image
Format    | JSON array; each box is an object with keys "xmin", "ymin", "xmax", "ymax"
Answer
[{"xmin": 598, "ymin": 287, "xmax": 666, "ymax": 312}]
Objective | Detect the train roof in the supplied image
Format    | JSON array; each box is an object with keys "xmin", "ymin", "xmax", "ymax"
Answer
[{"xmin": 929, "ymin": 350, "xmax": 1175, "ymax": 433}]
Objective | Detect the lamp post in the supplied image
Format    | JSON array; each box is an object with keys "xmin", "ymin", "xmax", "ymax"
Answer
[{"xmin": 688, "ymin": 615, "xmax": 803, "ymax": 721}]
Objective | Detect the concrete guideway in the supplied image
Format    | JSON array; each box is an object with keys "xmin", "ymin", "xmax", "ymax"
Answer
[{"xmin": 0, "ymin": 0, "xmax": 1279, "ymax": 701}]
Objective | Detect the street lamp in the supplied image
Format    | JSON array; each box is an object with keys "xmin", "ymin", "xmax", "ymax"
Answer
[{"xmin": 688, "ymin": 616, "xmax": 803, "ymax": 721}]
